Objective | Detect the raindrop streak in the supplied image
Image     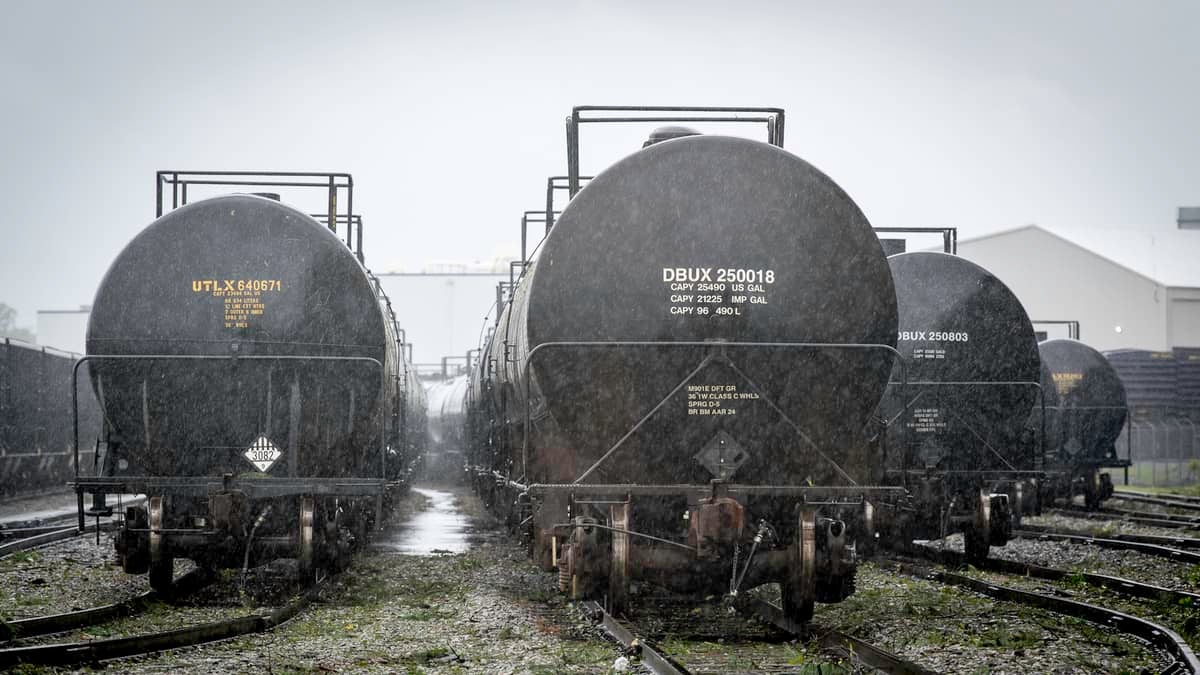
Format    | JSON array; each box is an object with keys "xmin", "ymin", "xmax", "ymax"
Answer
[{"xmin": 374, "ymin": 488, "xmax": 471, "ymax": 555}]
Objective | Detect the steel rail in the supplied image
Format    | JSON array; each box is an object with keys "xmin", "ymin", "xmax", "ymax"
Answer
[
  {"xmin": 1013, "ymin": 529, "xmax": 1200, "ymax": 564},
  {"xmin": 1114, "ymin": 490, "xmax": 1200, "ymax": 505},
  {"xmin": 0, "ymin": 524, "xmax": 108, "ymax": 559},
  {"xmin": 1018, "ymin": 523, "xmax": 1200, "ymax": 550},
  {"xmin": 0, "ymin": 584, "xmax": 317, "ymax": 668},
  {"xmin": 1099, "ymin": 506, "xmax": 1200, "ymax": 527},
  {"xmin": 1046, "ymin": 506, "xmax": 1200, "ymax": 531},
  {"xmin": 908, "ymin": 545, "xmax": 1200, "ymax": 607},
  {"xmin": 4, "ymin": 569, "xmax": 212, "ymax": 641},
  {"xmin": 1109, "ymin": 493, "xmax": 1200, "ymax": 513},
  {"xmin": 740, "ymin": 597, "xmax": 940, "ymax": 675},
  {"xmin": 580, "ymin": 601, "xmax": 683, "ymax": 675},
  {"xmin": 892, "ymin": 560, "xmax": 1200, "ymax": 674},
  {"xmin": 0, "ymin": 523, "xmax": 79, "ymax": 540}
]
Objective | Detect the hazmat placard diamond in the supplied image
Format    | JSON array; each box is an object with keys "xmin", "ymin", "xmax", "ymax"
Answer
[{"xmin": 244, "ymin": 435, "xmax": 281, "ymax": 472}]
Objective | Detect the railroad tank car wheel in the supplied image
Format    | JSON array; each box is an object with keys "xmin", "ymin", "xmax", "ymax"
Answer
[
  {"xmin": 147, "ymin": 496, "xmax": 174, "ymax": 592},
  {"xmin": 608, "ymin": 502, "xmax": 631, "ymax": 616},
  {"xmin": 782, "ymin": 510, "xmax": 817, "ymax": 624},
  {"xmin": 298, "ymin": 496, "xmax": 316, "ymax": 581},
  {"xmin": 1010, "ymin": 482, "xmax": 1025, "ymax": 528},
  {"xmin": 118, "ymin": 506, "xmax": 150, "ymax": 574},
  {"xmin": 857, "ymin": 501, "xmax": 877, "ymax": 557},
  {"xmin": 326, "ymin": 504, "xmax": 351, "ymax": 572},
  {"xmin": 564, "ymin": 518, "xmax": 603, "ymax": 601},
  {"xmin": 1099, "ymin": 473, "xmax": 1114, "ymax": 500},
  {"xmin": 963, "ymin": 488, "xmax": 991, "ymax": 563},
  {"xmin": 989, "ymin": 495, "xmax": 1012, "ymax": 546},
  {"xmin": 1083, "ymin": 470, "xmax": 1102, "ymax": 511}
]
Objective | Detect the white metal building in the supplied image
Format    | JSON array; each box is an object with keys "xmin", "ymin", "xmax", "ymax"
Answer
[
  {"xmin": 35, "ymin": 307, "xmax": 90, "ymax": 354},
  {"xmin": 954, "ymin": 225, "xmax": 1200, "ymax": 352},
  {"xmin": 377, "ymin": 271, "xmax": 508, "ymax": 368}
]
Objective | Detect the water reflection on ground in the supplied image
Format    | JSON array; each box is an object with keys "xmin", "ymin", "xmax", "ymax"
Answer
[{"xmin": 372, "ymin": 487, "xmax": 472, "ymax": 555}]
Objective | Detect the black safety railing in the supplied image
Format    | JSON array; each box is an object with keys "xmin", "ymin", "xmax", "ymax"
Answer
[
  {"xmin": 873, "ymin": 227, "xmax": 958, "ymax": 255},
  {"xmin": 520, "ymin": 210, "xmax": 560, "ymax": 265},
  {"xmin": 566, "ymin": 106, "xmax": 786, "ymax": 197},
  {"xmin": 155, "ymin": 171, "xmax": 362, "ymax": 262},
  {"xmin": 1032, "ymin": 320, "xmax": 1081, "ymax": 340},
  {"xmin": 543, "ymin": 176, "xmax": 591, "ymax": 230}
]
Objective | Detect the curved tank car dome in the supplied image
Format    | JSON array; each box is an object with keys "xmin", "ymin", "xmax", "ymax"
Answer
[
  {"xmin": 1038, "ymin": 338, "xmax": 1128, "ymax": 461},
  {"xmin": 509, "ymin": 134, "xmax": 898, "ymax": 481},
  {"xmin": 881, "ymin": 251, "xmax": 1041, "ymax": 472}
]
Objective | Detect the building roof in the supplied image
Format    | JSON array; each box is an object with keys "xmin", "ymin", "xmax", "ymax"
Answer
[{"xmin": 957, "ymin": 224, "xmax": 1200, "ymax": 289}]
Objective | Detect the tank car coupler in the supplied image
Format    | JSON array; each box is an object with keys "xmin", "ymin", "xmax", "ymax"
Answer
[{"xmin": 687, "ymin": 495, "xmax": 746, "ymax": 559}]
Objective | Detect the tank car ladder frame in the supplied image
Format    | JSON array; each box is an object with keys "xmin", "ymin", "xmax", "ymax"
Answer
[
  {"xmin": 565, "ymin": 105, "xmax": 786, "ymax": 197},
  {"xmin": 155, "ymin": 171, "xmax": 363, "ymax": 263}
]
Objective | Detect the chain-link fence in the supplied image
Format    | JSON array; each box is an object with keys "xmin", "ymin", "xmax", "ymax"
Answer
[{"xmin": 1114, "ymin": 408, "xmax": 1200, "ymax": 487}]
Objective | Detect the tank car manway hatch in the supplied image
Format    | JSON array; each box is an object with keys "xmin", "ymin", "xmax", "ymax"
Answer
[
  {"xmin": 474, "ymin": 106, "xmax": 909, "ymax": 624},
  {"xmin": 71, "ymin": 171, "xmax": 424, "ymax": 590}
]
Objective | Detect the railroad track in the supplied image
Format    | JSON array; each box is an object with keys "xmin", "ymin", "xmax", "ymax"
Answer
[
  {"xmin": 0, "ymin": 495, "xmax": 145, "ymax": 555},
  {"xmin": 1012, "ymin": 528, "xmax": 1200, "ymax": 564},
  {"xmin": 1045, "ymin": 506, "xmax": 1200, "ymax": 531},
  {"xmin": 1114, "ymin": 490, "xmax": 1200, "ymax": 506},
  {"xmin": 0, "ymin": 523, "xmax": 108, "ymax": 559},
  {"xmin": 2, "ymin": 568, "xmax": 212, "ymax": 642},
  {"xmin": 909, "ymin": 545, "xmax": 1200, "ymax": 608},
  {"xmin": 1018, "ymin": 523, "xmax": 1200, "ymax": 550},
  {"xmin": 887, "ymin": 556, "xmax": 1200, "ymax": 675},
  {"xmin": 0, "ymin": 576, "xmax": 319, "ymax": 668},
  {"xmin": 1109, "ymin": 493, "xmax": 1200, "ymax": 514},
  {"xmin": 582, "ymin": 597, "xmax": 935, "ymax": 674}
]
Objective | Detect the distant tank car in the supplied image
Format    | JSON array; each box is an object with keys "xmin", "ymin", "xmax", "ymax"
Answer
[
  {"xmin": 1038, "ymin": 338, "xmax": 1129, "ymax": 508},
  {"xmin": 877, "ymin": 251, "xmax": 1042, "ymax": 560},
  {"xmin": 76, "ymin": 184, "xmax": 423, "ymax": 590},
  {"xmin": 470, "ymin": 113, "xmax": 902, "ymax": 624},
  {"xmin": 424, "ymin": 373, "xmax": 469, "ymax": 483}
]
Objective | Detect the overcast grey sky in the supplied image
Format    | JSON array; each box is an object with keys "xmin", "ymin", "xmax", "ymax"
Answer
[{"xmin": 2, "ymin": 0, "xmax": 1198, "ymax": 330}]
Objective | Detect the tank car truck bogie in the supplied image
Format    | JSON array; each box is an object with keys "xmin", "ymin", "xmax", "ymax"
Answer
[
  {"xmin": 74, "ymin": 172, "xmax": 423, "ymax": 589},
  {"xmin": 538, "ymin": 482, "xmax": 901, "ymax": 621}
]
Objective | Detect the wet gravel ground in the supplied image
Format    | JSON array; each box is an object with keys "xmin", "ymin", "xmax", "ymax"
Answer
[
  {"xmin": 89, "ymin": 486, "xmax": 621, "ymax": 674},
  {"xmin": 0, "ymin": 529, "xmax": 166, "ymax": 621}
]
